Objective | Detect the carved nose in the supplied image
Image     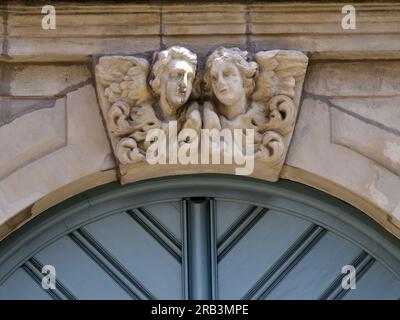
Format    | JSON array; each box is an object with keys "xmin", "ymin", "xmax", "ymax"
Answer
[
  {"xmin": 179, "ymin": 80, "xmax": 188, "ymax": 93},
  {"xmin": 217, "ymin": 76, "xmax": 227, "ymax": 88}
]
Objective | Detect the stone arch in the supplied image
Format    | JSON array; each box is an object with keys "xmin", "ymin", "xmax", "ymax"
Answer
[{"xmin": 1, "ymin": 174, "xmax": 400, "ymax": 299}]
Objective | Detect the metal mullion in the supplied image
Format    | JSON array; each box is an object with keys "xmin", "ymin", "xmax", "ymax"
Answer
[{"xmin": 184, "ymin": 197, "xmax": 215, "ymax": 300}]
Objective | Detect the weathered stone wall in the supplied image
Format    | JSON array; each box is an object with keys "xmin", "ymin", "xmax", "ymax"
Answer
[
  {"xmin": 0, "ymin": 1, "xmax": 399, "ymax": 239},
  {"xmin": 284, "ymin": 60, "xmax": 400, "ymax": 236}
]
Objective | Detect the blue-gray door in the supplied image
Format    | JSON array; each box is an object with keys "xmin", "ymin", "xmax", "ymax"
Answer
[{"xmin": 1, "ymin": 175, "xmax": 400, "ymax": 300}]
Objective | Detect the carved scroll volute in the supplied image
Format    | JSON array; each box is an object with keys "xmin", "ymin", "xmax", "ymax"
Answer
[
  {"xmin": 95, "ymin": 55, "xmax": 153, "ymax": 174},
  {"xmin": 252, "ymin": 50, "xmax": 308, "ymax": 170}
]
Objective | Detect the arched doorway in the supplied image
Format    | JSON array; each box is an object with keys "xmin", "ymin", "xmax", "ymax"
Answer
[{"xmin": 1, "ymin": 175, "xmax": 400, "ymax": 300}]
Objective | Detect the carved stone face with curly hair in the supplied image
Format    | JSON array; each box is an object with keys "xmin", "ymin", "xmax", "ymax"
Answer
[
  {"xmin": 204, "ymin": 47, "xmax": 258, "ymax": 120},
  {"xmin": 150, "ymin": 46, "xmax": 197, "ymax": 120}
]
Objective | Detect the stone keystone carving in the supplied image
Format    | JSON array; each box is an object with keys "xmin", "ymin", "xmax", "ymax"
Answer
[{"xmin": 95, "ymin": 46, "xmax": 308, "ymax": 183}]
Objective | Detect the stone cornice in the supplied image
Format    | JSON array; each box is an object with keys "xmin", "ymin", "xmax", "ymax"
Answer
[{"xmin": 1, "ymin": 2, "xmax": 400, "ymax": 61}]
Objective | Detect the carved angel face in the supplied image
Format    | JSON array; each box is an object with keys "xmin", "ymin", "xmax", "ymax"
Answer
[
  {"xmin": 161, "ymin": 59, "xmax": 195, "ymax": 117},
  {"xmin": 210, "ymin": 60, "xmax": 245, "ymax": 108}
]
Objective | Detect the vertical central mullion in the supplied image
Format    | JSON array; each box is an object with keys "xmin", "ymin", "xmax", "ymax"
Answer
[{"xmin": 183, "ymin": 197, "xmax": 215, "ymax": 300}]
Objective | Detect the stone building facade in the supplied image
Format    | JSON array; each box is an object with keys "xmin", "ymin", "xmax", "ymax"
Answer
[{"xmin": 0, "ymin": 1, "xmax": 399, "ymax": 299}]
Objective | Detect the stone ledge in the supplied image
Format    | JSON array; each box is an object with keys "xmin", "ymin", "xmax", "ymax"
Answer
[{"xmin": 1, "ymin": 2, "xmax": 400, "ymax": 61}]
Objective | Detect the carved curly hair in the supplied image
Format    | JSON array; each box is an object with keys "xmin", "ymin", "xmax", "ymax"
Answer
[
  {"xmin": 203, "ymin": 47, "xmax": 258, "ymax": 99},
  {"xmin": 149, "ymin": 46, "xmax": 198, "ymax": 96}
]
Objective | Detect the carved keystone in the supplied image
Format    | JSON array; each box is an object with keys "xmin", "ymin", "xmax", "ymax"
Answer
[{"xmin": 95, "ymin": 47, "xmax": 308, "ymax": 183}]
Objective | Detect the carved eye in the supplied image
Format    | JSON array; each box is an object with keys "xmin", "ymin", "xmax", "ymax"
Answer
[{"xmin": 212, "ymin": 75, "xmax": 217, "ymax": 82}]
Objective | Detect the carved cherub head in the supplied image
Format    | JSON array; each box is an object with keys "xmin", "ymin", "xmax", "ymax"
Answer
[
  {"xmin": 204, "ymin": 47, "xmax": 258, "ymax": 120},
  {"xmin": 150, "ymin": 46, "xmax": 198, "ymax": 120}
]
